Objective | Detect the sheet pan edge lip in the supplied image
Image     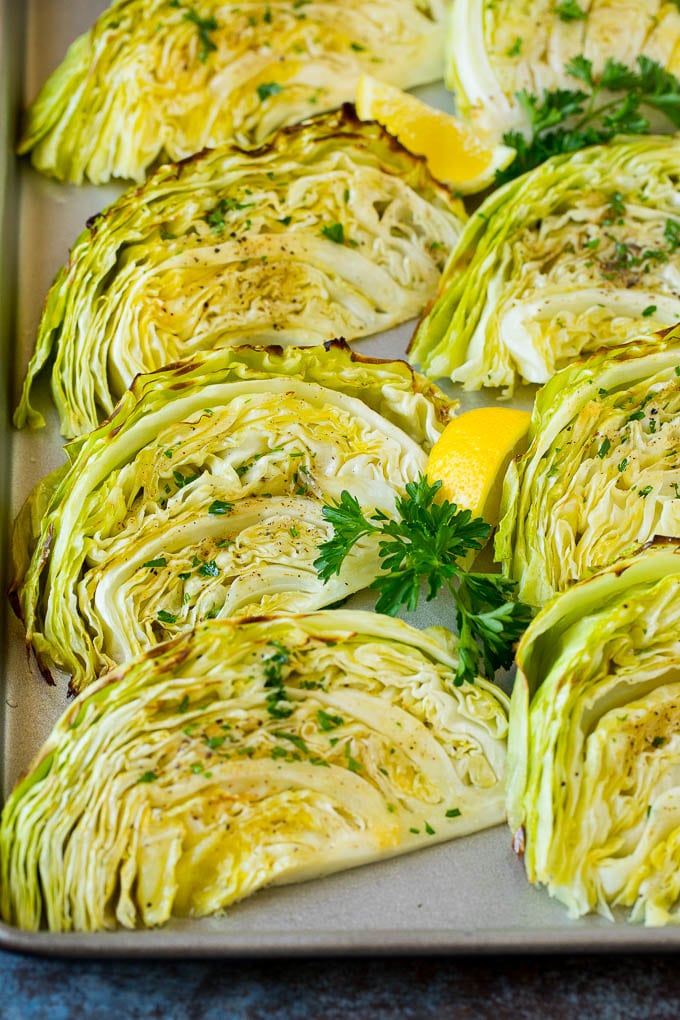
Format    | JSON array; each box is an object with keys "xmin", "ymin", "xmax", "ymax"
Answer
[{"xmin": 1, "ymin": 921, "xmax": 680, "ymax": 959}]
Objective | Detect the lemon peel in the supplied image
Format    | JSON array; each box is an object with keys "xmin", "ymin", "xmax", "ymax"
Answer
[{"xmin": 426, "ymin": 407, "xmax": 531, "ymax": 526}]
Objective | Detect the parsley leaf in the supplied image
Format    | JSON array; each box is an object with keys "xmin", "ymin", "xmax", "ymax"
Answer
[
  {"xmin": 208, "ymin": 499, "xmax": 233, "ymax": 515},
  {"xmin": 321, "ymin": 222, "xmax": 345, "ymax": 244},
  {"xmin": 497, "ymin": 55, "xmax": 680, "ymax": 184},
  {"xmin": 257, "ymin": 81, "xmax": 283, "ymax": 102},
  {"xmin": 314, "ymin": 476, "xmax": 533, "ymax": 686},
  {"xmin": 556, "ymin": 0, "xmax": 587, "ymax": 20},
  {"xmin": 184, "ymin": 8, "xmax": 218, "ymax": 63}
]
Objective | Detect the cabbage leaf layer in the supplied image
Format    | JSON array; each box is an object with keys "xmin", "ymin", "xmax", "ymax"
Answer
[
  {"xmin": 409, "ymin": 136, "xmax": 680, "ymax": 392},
  {"xmin": 507, "ymin": 546, "xmax": 680, "ymax": 926},
  {"xmin": 0, "ymin": 611, "xmax": 509, "ymax": 932},
  {"xmin": 16, "ymin": 107, "xmax": 464, "ymax": 439},
  {"xmin": 447, "ymin": 0, "xmax": 680, "ymax": 139},
  {"xmin": 496, "ymin": 328, "xmax": 680, "ymax": 606},
  {"xmin": 20, "ymin": 0, "xmax": 449, "ymax": 184},
  {"xmin": 11, "ymin": 342, "xmax": 454, "ymax": 695}
]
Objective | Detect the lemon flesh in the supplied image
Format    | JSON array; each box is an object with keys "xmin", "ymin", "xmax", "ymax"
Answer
[{"xmin": 355, "ymin": 73, "xmax": 515, "ymax": 194}]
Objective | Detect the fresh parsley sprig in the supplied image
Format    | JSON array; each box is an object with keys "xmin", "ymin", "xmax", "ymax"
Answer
[
  {"xmin": 313, "ymin": 476, "xmax": 533, "ymax": 686},
  {"xmin": 498, "ymin": 55, "xmax": 680, "ymax": 184}
]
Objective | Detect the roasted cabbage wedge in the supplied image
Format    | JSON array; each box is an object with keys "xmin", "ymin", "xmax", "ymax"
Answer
[
  {"xmin": 496, "ymin": 329, "xmax": 680, "ymax": 606},
  {"xmin": 0, "ymin": 611, "xmax": 510, "ymax": 932},
  {"xmin": 507, "ymin": 546, "xmax": 680, "ymax": 925},
  {"xmin": 409, "ymin": 136, "xmax": 680, "ymax": 392},
  {"xmin": 447, "ymin": 0, "xmax": 680, "ymax": 138},
  {"xmin": 15, "ymin": 107, "xmax": 465, "ymax": 439},
  {"xmin": 10, "ymin": 342, "xmax": 454, "ymax": 695},
  {"xmin": 19, "ymin": 0, "xmax": 449, "ymax": 185}
]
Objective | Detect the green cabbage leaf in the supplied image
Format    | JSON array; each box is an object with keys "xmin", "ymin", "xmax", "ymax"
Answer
[
  {"xmin": 10, "ymin": 342, "xmax": 455, "ymax": 695},
  {"xmin": 446, "ymin": 0, "xmax": 680, "ymax": 139},
  {"xmin": 15, "ymin": 107, "xmax": 464, "ymax": 439},
  {"xmin": 20, "ymin": 0, "xmax": 449, "ymax": 185},
  {"xmin": 507, "ymin": 546, "xmax": 680, "ymax": 925},
  {"xmin": 0, "ymin": 611, "xmax": 509, "ymax": 932},
  {"xmin": 409, "ymin": 136, "xmax": 680, "ymax": 392},
  {"xmin": 496, "ymin": 328, "xmax": 680, "ymax": 606}
]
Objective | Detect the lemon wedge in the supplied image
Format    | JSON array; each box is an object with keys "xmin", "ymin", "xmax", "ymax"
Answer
[
  {"xmin": 426, "ymin": 407, "xmax": 531, "ymax": 526},
  {"xmin": 355, "ymin": 74, "xmax": 515, "ymax": 194}
]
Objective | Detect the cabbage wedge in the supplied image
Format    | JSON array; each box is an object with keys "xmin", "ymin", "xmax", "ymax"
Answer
[
  {"xmin": 508, "ymin": 546, "xmax": 680, "ymax": 926},
  {"xmin": 496, "ymin": 329, "xmax": 680, "ymax": 606},
  {"xmin": 0, "ymin": 611, "xmax": 509, "ymax": 932},
  {"xmin": 19, "ymin": 0, "xmax": 449, "ymax": 185},
  {"xmin": 447, "ymin": 0, "xmax": 680, "ymax": 139},
  {"xmin": 15, "ymin": 107, "xmax": 464, "ymax": 439},
  {"xmin": 409, "ymin": 136, "xmax": 680, "ymax": 392},
  {"xmin": 10, "ymin": 342, "xmax": 454, "ymax": 695}
]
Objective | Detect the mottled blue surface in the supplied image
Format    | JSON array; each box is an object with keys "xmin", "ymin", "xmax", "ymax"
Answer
[{"xmin": 0, "ymin": 951, "xmax": 679, "ymax": 1018}]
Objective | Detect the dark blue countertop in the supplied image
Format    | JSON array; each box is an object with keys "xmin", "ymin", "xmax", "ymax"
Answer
[{"xmin": 1, "ymin": 951, "xmax": 679, "ymax": 1018}]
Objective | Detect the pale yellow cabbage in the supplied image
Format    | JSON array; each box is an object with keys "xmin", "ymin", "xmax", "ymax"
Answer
[{"xmin": 0, "ymin": 612, "xmax": 509, "ymax": 931}]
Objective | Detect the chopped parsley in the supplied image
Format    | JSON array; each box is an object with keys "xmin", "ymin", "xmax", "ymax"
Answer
[
  {"xmin": 143, "ymin": 557, "xmax": 167, "ymax": 569},
  {"xmin": 344, "ymin": 744, "xmax": 362, "ymax": 772},
  {"xmin": 208, "ymin": 499, "xmax": 233, "ymax": 515},
  {"xmin": 273, "ymin": 731, "xmax": 308, "ymax": 755},
  {"xmin": 173, "ymin": 469, "xmax": 200, "ymax": 489},
  {"xmin": 317, "ymin": 709, "xmax": 344, "ymax": 731},
  {"xmin": 157, "ymin": 610, "xmax": 178, "ymax": 625},
  {"xmin": 257, "ymin": 81, "xmax": 283, "ymax": 102},
  {"xmin": 137, "ymin": 771, "xmax": 158, "ymax": 783},
  {"xmin": 205, "ymin": 734, "xmax": 226, "ymax": 750},
  {"xmin": 556, "ymin": 0, "xmax": 586, "ymax": 19},
  {"xmin": 198, "ymin": 559, "xmax": 220, "ymax": 577},
  {"xmin": 321, "ymin": 222, "xmax": 345, "ymax": 244},
  {"xmin": 206, "ymin": 197, "xmax": 251, "ymax": 232},
  {"xmin": 507, "ymin": 36, "xmax": 522, "ymax": 57},
  {"xmin": 184, "ymin": 7, "xmax": 218, "ymax": 63},
  {"xmin": 665, "ymin": 218, "xmax": 680, "ymax": 251},
  {"xmin": 264, "ymin": 641, "xmax": 293, "ymax": 719}
]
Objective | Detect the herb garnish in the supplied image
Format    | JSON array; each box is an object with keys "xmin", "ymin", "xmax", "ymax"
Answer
[
  {"xmin": 205, "ymin": 197, "xmax": 252, "ymax": 232},
  {"xmin": 507, "ymin": 37, "xmax": 522, "ymax": 57},
  {"xmin": 264, "ymin": 641, "xmax": 293, "ymax": 719},
  {"xmin": 198, "ymin": 560, "xmax": 220, "ymax": 577},
  {"xmin": 498, "ymin": 55, "xmax": 680, "ymax": 184},
  {"xmin": 555, "ymin": 0, "xmax": 586, "ymax": 20},
  {"xmin": 257, "ymin": 81, "xmax": 283, "ymax": 102},
  {"xmin": 317, "ymin": 709, "xmax": 344, "ymax": 731},
  {"xmin": 314, "ymin": 475, "xmax": 533, "ymax": 686},
  {"xmin": 136, "ymin": 771, "xmax": 158, "ymax": 783},
  {"xmin": 321, "ymin": 222, "xmax": 345, "ymax": 244},
  {"xmin": 157, "ymin": 609, "xmax": 178, "ymax": 625},
  {"xmin": 208, "ymin": 499, "xmax": 233, "ymax": 515},
  {"xmin": 184, "ymin": 8, "xmax": 218, "ymax": 63}
]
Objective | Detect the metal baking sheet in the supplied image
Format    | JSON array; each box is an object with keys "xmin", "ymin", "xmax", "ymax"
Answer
[{"xmin": 2, "ymin": 0, "xmax": 680, "ymax": 957}]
